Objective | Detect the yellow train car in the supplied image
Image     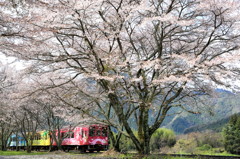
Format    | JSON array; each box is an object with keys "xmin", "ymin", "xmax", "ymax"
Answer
[{"xmin": 32, "ymin": 130, "xmax": 50, "ymax": 147}]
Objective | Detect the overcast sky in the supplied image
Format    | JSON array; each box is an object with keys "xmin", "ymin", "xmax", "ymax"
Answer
[{"xmin": 0, "ymin": 53, "xmax": 25, "ymax": 70}]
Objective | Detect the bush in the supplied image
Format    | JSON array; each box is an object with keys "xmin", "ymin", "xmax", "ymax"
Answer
[
  {"xmin": 109, "ymin": 131, "xmax": 136, "ymax": 152},
  {"xmin": 169, "ymin": 131, "xmax": 224, "ymax": 154},
  {"xmin": 171, "ymin": 138, "xmax": 198, "ymax": 154},
  {"xmin": 119, "ymin": 135, "xmax": 136, "ymax": 152},
  {"xmin": 150, "ymin": 128, "xmax": 176, "ymax": 152},
  {"xmin": 196, "ymin": 131, "xmax": 223, "ymax": 148},
  {"xmin": 179, "ymin": 131, "xmax": 223, "ymax": 148},
  {"xmin": 197, "ymin": 144, "xmax": 212, "ymax": 151}
]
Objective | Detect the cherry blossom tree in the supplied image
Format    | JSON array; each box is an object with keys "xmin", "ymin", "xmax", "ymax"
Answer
[
  {"xmin": 1, "ymin": 0, "xmax": 240, "ymax": 154},
  {"xmin": 12, "ymin": 101, "xmax": 41, "ymax": 153},
  {"xmin": 0, "ymin": 64, "xmax": 20, "ymax": 151},
  {"xmin": 0, "ymin": 66, "xmax": 41, "ymax": 153},
  {"xmin": 36, "ymin": 98, "xmax": 66, "ymax": 151},
  {"xmin": 0, "ymin": 104, "xmax": 15, "ymax": 151},
  {"xmin": 32, "ymin": 90, "xmax": 83, "ymax": 151}
]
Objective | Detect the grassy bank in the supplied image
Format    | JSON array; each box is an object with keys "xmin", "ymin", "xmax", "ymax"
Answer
[{"xmin": 0, "ymin": 150, "xmax": 48, "ymax": 156}]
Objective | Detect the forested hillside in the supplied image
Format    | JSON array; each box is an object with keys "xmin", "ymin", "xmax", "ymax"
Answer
[
  {"xmin": 162, "ymin": 90, "xmax": 240, "ymax": 134},
  {"xmin": 184, "ymin": 112, "xmax": 240, "ymax": 134}
]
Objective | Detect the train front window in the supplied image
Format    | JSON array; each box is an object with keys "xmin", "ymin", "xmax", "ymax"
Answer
[
  {"xmin": 12, "ymin": 137, "xmax": 16, "ymax": 141},
  {"xmin": 102, "ymin": 128, "xmax": 107, "ymax": 137},
  {"xmin": 97, "ymin": 130, "xmax": 101, "ymax": 136}
]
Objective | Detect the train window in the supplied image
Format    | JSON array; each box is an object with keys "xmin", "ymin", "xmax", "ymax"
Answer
[
  {"xmin": 102, "ymin": 128, "xmax": 107, "ymax": 137},
  {"xmin": 89, "ymin": 127, "xmax": 95, "ymax": 137},
  {"xmin": 61, "ymin": 132, "xmax": 66, "ymax": 138},
  {"xmin": 37, "ymin": 133, "xmax": 41, "ymax": 140},
  {"xmin": 34, "ymin": 133, "xmax": 40, "ymax": 140},
  {"xmin": 83, "ymin": 130, "xmax": 86, "ymax": 138},
  {"xmin": 68, "ymin": 131, "xmax": 74, "ymax": 138}
]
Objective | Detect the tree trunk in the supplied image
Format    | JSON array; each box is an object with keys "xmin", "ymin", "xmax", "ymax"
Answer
[
  {"xmin": 48, "ymin": 140, "xmax": 53, "ymax": 152},
  {"xmin": 57, "ymin": 141, "xmax": 62, "ymax": 151},
  {"xmin": 1, "ymin": 135, "xmax": 4, "ymax": 151},
  {"xmin": 1, "ymin": 127, "xmax": 6, "ymax": 151},
  {"xmin": 108, "ymin": 127, "xmax": 122, "ymax": 152},
  {"xmin": 1, "ymin": 139, "xmax": 8, "ymax": 151},
  {"xmin": 26, "ymin": 143, "xmax": 32, "ymax": 153},
  {"xmin": 142, "ymin": 137, "xmax": 151, "ymax": 154},
  {"xmin": 26, "ymin": 141, "xmax": 32, "ymax": 153},
  {"xmin": 2, "ymin": 139, "xmax": 8, "ymax": 151},
  {"xmin": 1, "ymin": 143, "xmax": 6, "ymax": 151},
  {"xmin": 27, "ymin": 147, "xmax": 31, "ymax": 153},
  {"xmin": 137, "ymin": 105, "xmax": 151, "ymax": 155},
  {"xmin": 108, "ymin": 93, "xmax": 142, "ymax": 153}
]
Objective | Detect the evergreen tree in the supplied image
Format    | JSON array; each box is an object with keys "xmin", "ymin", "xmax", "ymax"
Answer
[{"xmin": 223, "ymin": 114, "xmax": 240, "ymax": 154}]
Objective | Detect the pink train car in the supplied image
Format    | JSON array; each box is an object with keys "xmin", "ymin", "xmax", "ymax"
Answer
[{"xmin": 53, "ymin": 124, "xmax": 109, "ymax": 152}]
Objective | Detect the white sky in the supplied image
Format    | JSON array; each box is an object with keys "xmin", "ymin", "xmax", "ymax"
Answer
[{"xmin": 0, "ymin": 53, "xmax": 25, "ymax": 70}]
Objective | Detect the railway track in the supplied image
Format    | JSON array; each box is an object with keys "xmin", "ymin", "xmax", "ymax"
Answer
[
  {"xmin": 145, "ymin": 154, "xmax": 240, "ymax": 159},
  {"xmin": 125, "ymin": 153, "xmax": 240, "ymax": 159}
]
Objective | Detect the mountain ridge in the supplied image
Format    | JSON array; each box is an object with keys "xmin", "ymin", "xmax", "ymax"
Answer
[
  {"xmin": 163, "ymin": 89, "xmax": 240, "ymax": 134},
  {"xmin": 183, "ymin": 112, "xmax": 240, "ymax": 134}
]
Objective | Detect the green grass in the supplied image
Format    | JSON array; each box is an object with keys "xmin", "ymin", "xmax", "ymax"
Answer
[
  {"xmin": 193, "ymin": 151, "xmax": 240, "ymax": 156},
  {"xmin": 156, "ymin": 157, "xmax": 194, "ymax": 159},
  {"xmin": 116, "ymin": 154, "xmax": 195, "ymax": 159},
  {"xmin": 1, "ymin": 150, "xmax": 239, "ymax": 159},
  {"xmin": 99, "ymin": 153, "xmax": 195, "ymax": 159},
  {"xmin": 115, "ymin": 149, "xmax": 240, "ymax": 159},
  {"xmin": 0, "ymin": 150, "xmax": 48, "ymax": 156},
  {"xmin": 142, "ymin": 156, "xmax": 194, "ymax": 159},
  {"xmin": 185, "ymin": 147, "xmax": 239, "ymax": 157}
]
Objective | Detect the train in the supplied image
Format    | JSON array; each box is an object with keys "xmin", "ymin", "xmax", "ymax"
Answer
[
  {"xmin": 8, "ymin": 124, "xmax": 109, "ymax": 152},
  {"xmin": 8, "ymin": 134, "xmax": 26, "ymax": 149}
]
